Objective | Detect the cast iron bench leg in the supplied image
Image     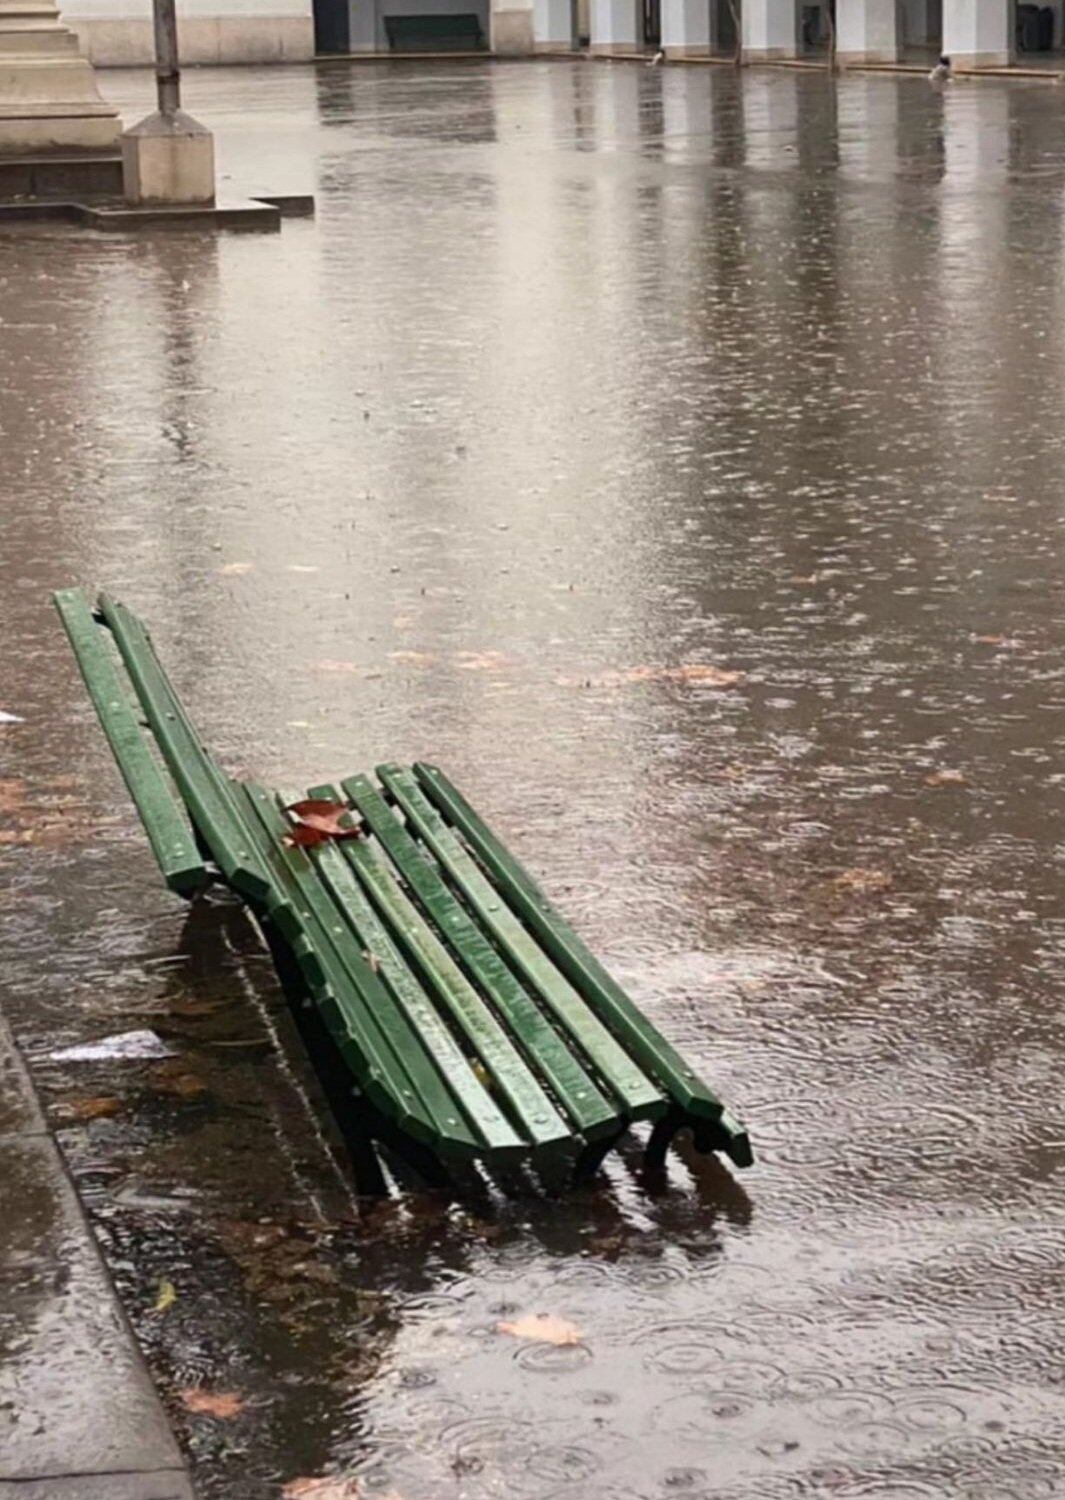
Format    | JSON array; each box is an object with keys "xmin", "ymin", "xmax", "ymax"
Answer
[{"xmin": 573, "ymin": 1127, "xmax": 627, "ymax": 1185}]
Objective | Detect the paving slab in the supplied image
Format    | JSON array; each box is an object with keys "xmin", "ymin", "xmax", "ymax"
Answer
[
  {"xmin": 0, "ymin": 1130, "xmax": 187, "ymax": 1486},
  {"xmin": 0, "ymin": 1470, "xmax": 194, "ymax": 1499}
]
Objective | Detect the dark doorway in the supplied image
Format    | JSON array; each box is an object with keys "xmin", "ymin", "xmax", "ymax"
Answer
[
  {"xmin": 313, "ymin": 0, "xmax": 350, "ymax": 53},
  {"xmin": 643, "ymin": 0, "xmax": 661, "ymax": 46}
]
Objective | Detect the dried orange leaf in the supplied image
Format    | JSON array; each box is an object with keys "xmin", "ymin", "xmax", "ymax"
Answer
[
  {"xmin": 497, "ymin": 1313, "xmax": 583, "ymax": 1345},
  {"xmin": 180, "ymin": 1388, "xmax": 244, "ymax": 1419}
]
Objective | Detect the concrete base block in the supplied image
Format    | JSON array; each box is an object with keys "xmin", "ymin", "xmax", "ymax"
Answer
[
  {"xmin": 589, "ymin": 38, "xmax": 640, "ymax": 50},
  {"xmin": 663, "ymin": 43, "xmax": 713, "ymax": 55},
  {"xmin": 743, "ymin": 46, "xmax": 798, "ymax": 59},
  {"xmin": 122, "ymin": 109, "xmax": 214, "ymax": 205}
]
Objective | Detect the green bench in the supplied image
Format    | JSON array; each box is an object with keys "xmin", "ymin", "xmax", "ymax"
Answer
[{"xmin": 55, "ymin": 588, "xmax": 752, "ymax": 1191}]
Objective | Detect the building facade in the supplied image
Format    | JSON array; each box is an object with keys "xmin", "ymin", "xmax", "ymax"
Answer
[{"xmin": 58, "ymin": 0, "xmax": 1061, "ymax": 69}]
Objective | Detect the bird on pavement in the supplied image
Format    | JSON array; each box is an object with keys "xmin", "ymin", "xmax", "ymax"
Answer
[{"xmin": 929, "ymin": 54, "xmax": 952, "ymax": 82}]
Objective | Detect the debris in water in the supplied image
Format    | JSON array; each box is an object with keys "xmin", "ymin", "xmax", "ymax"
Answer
[
  {"xmin": 497, "ymin": 1312, "xmax": 583, "ymax": 1345},
  {"xmin": 50, "ymin": 1029, "xmax": 176, "ymax": 1062},
  {"xmin": 179, "ymin": 1388, "xmax": 245, "ymax": 1419},
  {"xmin": 0, "ymin": 710, "xmax": 24, "ymax": 724},
  {"xmin": 154, "ymin": 1278, "xmax": 177, "ymax": 1314}
]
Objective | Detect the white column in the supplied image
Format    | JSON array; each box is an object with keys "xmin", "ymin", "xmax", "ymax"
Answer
[
  {"xmin": 837, "ymin": 0, "xmax": 899, "ymax": 61},
  {"xmin": 943, "ymin": 0, "xmax": 1013, "ymax": 66},
  {"xmin": 533, "ymin": 0, "xmax": 577, "ymax": 47},
  {"xmin": 662, "ymin": 0, "xmax": 710, "ymax": 55},
  {"xmin": 589, "ymin": 0, "xmax": 642, "ymax": 50},
  {"xmin": 742, "ymin": 0, "xmax": 799, "ymax": 59}
]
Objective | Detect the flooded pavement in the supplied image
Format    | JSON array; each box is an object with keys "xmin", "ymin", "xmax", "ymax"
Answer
[{"xmin": 3, "ymin": 56, "xmax": 1065, "ymax": 1500}]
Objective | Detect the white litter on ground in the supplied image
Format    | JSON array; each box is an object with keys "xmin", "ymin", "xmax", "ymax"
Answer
[{"xmin": 50, "ymin": 1029, "xmax": 177, "ymax": 1062}]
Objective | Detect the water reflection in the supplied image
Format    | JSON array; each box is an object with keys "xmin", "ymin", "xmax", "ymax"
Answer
[{"xmin": 3, "ymin": 57, "xmax": 1065, "ymax": 1500}]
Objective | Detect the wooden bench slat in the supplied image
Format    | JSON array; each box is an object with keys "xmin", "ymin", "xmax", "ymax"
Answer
[
  {"xmin": 321, "ymin": 780, "xmax": 573, "ymax": 1154},
  {"xmin": 378, "ymin": 765, "xmax": 666, "ymax": 1124},
  {"xmin": 288, "ymin": 786, "xmax": 527, "ymax": 1158},
  {"xmin": 236, "ymin": 782, "xmax": 475, "ymax": 1156},
  {"xmin": 53, "ymin": 589, "xmax": 206, "ymax": 897},
  {"xmin": 414, "ymin": 763, "xmax": 752, "ymax": 1164},
  {"xmin": 97, "ymin": 594, "xmax": 273, "ymax": 905},
  {"xmin": 343, "ymin": 773, "xmax": 619, "ymax": 1142}
]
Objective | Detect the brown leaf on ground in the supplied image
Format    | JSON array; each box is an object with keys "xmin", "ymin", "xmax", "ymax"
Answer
[
  {"xmin": 388, "ymin": 649, "xmax": 435, "ymax": 666},
  {"xmin": 217, "ymin": 562, "xmax": 254, "ymax": 576},
  {"xmin": 925, "ymin": 769, "xmax": 969, "ymax": 788},
  {"xmin": 0, "ymin": 778, "xmax": 26, "ymax": 815},
  {"xmin": 282, "ymin": 1478, "xmax": 362, "ymax": 1499},
  {"xmin": 454, "ymin": 650, "xmax": 508, "ymax": 671},
  {"xmin": 179, "ymin": 1388, "xmax": 245, "ymax": 1419},
  {"xmin": 833, "ymin": 868, "xmax": 892, "ymax": 895},
  {"xmin": 497, "ymin": 1312, "xmax": 583, "ymax": 1345},
  {"xmin": 67, "ymin": 1095, "xmax": 121, "ymax": 1121},
  {"xmin": 558, "ymin": 664, "xmax": 743, "ymax": 690},
  {"xmin": 168, "ymin": 997, "xmax": 229, "ymax": 1018},
  {"xmin": 972, "ymin": 633, "xmax": 1020, "ymax": 647},
  {"xmin": 0, "ymin": 829, "xmax": 26, "ymax": 845},
  {"xmin": 149, "ymin": 1063, "xmax": 207, "ymax": 1098},
  {"xmin": 313, "ymin": 660, "xmax": 380, "ymax": 677}
]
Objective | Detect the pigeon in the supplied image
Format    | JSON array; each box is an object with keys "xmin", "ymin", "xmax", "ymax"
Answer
[
  {"xmin": 929, "ymin": 54, "xmax": 952, "ymax": 82},
  {"xmin": 648, "ymin": 49, "xmax": 664, "ymax": 64}
]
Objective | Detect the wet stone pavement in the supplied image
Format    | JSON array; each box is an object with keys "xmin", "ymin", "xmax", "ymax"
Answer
[{"xmin": 3, "ymin": 55, "xmax": 1065, "ymax": 1500}]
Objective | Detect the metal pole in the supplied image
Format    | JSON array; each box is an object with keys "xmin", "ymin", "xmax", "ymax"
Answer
[{"xmin": 152, "ymin": 0, "xmax": 180, "ymax": 116}]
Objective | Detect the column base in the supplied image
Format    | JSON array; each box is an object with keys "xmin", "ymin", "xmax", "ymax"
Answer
[
  {"xmin": 589, "ymin": 39, "xmax": 640, "ymax": 50},
  {"xmin": 836, "ymin": 49, "xmax": 898, "ymax": 64},
  {"xmin": 663, "ymin": 43, "xmax": 712, "ymax": 56},
  {"xmin": 951, "ymin": 51, "xmax": 1014, "ymax": 67},
  {"xmin": 0, "ymin": 102, "xmax": 119, "ymax": 153},
  {"xmin": 533, "ymin": 38, "xmax": 579, "ymax": 49},
  {"xmin": 742, "ymin": 46, "xmax": 798, "ymax": 59}
]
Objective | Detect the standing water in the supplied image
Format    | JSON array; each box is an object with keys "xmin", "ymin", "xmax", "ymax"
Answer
[{"xmin": 2, "ymin": 58, "xmax": 1065, "ymax": 1500}]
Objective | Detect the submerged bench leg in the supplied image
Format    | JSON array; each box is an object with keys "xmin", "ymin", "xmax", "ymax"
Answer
[
  {"xmin": 573, "ymin": 1127, "xmax": 627, "ymax": 1185},
  {"xmin": 645, "ymin": 1107, "xmax": 686, "ymax": 1175}
]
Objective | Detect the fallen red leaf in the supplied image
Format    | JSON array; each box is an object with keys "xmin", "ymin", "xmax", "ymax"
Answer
[
  {"xmin": 179, "ymin": 1387, "xmax": 245, "ymax": 1419},
  {"xmin": 285, "ymin": 800, "xmax": 364, "ymax": 842}
]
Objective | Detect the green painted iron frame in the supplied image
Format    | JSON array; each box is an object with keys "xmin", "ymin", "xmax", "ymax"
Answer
[{"xmin": 55, "ymin": 587, "xmax": 752, "ymax": 1193}]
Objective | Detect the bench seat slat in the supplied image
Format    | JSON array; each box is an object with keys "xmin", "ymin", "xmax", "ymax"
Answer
[
  {"xmin": 53, "ymin": 589, "xmax": 205, "ymax": 897},
  {"xmin": 239, "ymin": 783, "xmax": 483, "ymax": 1160},
  {"xmin": 378, "ymin": 765, "xmax": 666, "ymax": 1124},
  {"xmin": 290, "ymin": 787, "xmax": 526, "ymax": 1157},
  {"xmin": 97, "ymin": 594, "xmax": 273, "ymax": 905},
  {"xmin": 317, "ymin": 781, "xmax": 572, "ymax": 1154},
  {"xmin": 343, "ymin": 773, "xmax": 618, "ymax": 1141},
  {"xmin": 413, "ymin": 763, "xmax": 753, "ymax": 1165}
]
